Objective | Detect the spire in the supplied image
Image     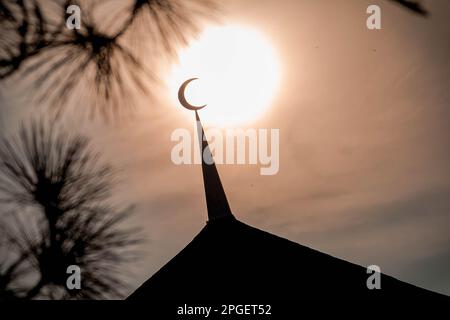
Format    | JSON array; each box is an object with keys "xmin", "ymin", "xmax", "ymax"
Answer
[{"xmin": 195, "ymin": 111, "xmax": 235, "ymax": 223}]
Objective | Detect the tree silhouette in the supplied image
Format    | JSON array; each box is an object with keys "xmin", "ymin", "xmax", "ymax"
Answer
[
  {"xmin": 390, "ymin": 0, "xmax": 428, "ymax": 16},
  {"xmin": 0, "ymin": 0, "xmax": 427, "ymax": 119},
  {"xmin": 0, "ymin": 118, "xmax": 141, "ymax": 299},
  {"xmin": 0, "ymin": 0, "xmax": 218, "ymax": 119}
]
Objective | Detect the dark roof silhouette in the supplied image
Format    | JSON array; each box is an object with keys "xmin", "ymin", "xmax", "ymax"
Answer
[
  {"xmin": 128, "ymin": 217, "xmax": 443, "ymax": 299},
  {"xmin": 128, "ymin": 110, "xmax": 445, "ymax": 300}
]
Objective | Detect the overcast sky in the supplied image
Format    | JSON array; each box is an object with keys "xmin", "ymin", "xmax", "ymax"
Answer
[{"xmin": 2, "ymin": 0, "xmax": 450, "ymax": 296}]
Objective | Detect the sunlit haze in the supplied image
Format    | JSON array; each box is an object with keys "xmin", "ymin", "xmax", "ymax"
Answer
[{"xmin": 167, "ymin": 25, "xmax": 281, "ymax": 126}]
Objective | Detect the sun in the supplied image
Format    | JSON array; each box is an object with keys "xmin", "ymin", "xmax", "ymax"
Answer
[{"xmin": 167, "ymin": 25, "xmax": 281, "ymax": 127}]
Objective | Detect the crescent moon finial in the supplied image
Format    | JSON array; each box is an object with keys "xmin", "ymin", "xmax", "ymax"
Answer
[{"xmin": 178, "ymin": 78, "xmax": 206, "ymax": 111}]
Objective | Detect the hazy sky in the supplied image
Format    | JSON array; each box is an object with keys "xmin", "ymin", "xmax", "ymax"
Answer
[{"xmin": 1, "ymin": 0, "xmax": 450, "ymax": 296}]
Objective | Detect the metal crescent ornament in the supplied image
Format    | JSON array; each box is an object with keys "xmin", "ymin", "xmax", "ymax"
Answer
[{"xmin": 178, "ymin": 78, "xmax": 206, "ymax": 111}]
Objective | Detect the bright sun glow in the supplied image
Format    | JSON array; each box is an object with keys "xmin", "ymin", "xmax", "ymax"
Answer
[{"xmin": 167, "ymin": 25, "xmax": 281, "ymax": 127}]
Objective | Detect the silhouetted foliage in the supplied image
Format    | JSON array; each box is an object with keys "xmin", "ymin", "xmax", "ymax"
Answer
[
  {"xmin": 0, "ymin": 118, "xmax": 141, "ymax": 299},
  {"xmin": 0, "ymin": 0, "xmax": 218, "ymax": 119},
  {"xmin": 391, "ymin": 0, "xmax": 428, "ymax": 16},
  {"xmin": 0, "ymin": 0, "xmax": 427, "ymax": 119}
]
